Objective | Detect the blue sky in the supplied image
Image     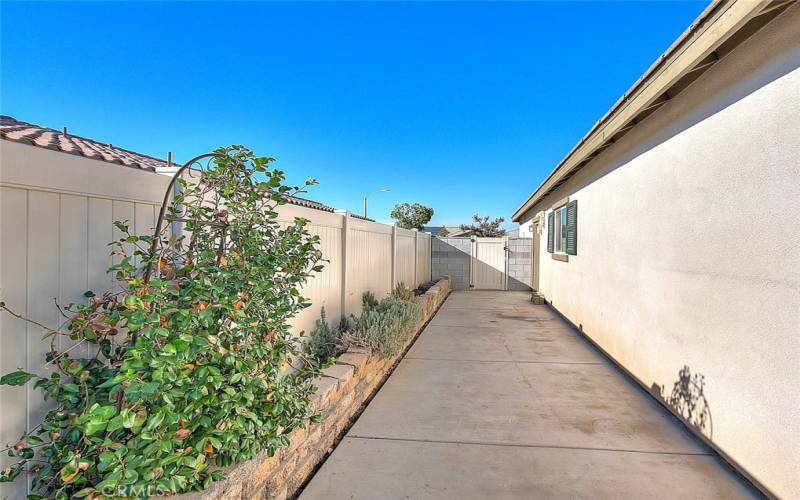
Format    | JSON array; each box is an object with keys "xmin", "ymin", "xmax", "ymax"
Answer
[{"xmin": 1, "ymin": 1, "xmax": 706, "ymax": 228}]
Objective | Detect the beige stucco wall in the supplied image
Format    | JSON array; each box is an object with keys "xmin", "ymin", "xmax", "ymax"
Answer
[{"xmin": 519, "ymin": 6, "xmax": 800, "ymax": 498}]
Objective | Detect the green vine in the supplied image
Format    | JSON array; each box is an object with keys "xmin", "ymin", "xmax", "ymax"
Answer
[{"xmin": 0, "ymin": 146, "xmax": 324, "ymax": 499}]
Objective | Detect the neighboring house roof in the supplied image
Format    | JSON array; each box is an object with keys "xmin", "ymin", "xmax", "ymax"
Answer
[
  {"xmin": 512, "ymin": 0, "xmax": 793, "ymax": 221},
  {"xmin": 446, "ymin": 227, "xmax": 473, "ymax": 237},
  {"xmin": 1, "ymin": 115, "xmax": 173, "ymax": 172},
  {"xmin": 423, "ymin": 226, "xmax": 472, "ymax": 237},
  {"xmin": 0, "ymin": 115, "xmax": 373, "ymax": 220},
  {"xmin": 285, "ymin": 196, "xmax": 336, "ymax": 213},
  {"xmin": 351, "ymin": 214, "xmax": 375, "ymax": 221}
]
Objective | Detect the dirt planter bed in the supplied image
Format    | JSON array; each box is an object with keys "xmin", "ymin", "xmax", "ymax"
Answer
[{"xmin": 177, "ymin": 277, "xmax": 452, "ymax": 500}]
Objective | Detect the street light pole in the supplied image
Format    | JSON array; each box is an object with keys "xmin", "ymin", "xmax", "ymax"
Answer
[{"xmin": 364, "ymin": 188, "xmax": 390, "ymax": 218}]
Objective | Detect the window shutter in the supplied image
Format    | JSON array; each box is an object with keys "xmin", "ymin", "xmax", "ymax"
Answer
[
  {"xmin": 547, "ymin": 211, "xmax": 554, "ymax": 253},
  {"xmin": 566, "ymin": 200, "xmax": 577, "ymax": 255}
]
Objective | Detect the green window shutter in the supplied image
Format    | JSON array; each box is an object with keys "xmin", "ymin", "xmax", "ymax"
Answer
[
  {"xmin": 547, "ymin": 211, "xmax": 554, "ymax": 253},
  {"xmin": 566, "ymin": 200, "xmax": 577, "ymax": 255}
]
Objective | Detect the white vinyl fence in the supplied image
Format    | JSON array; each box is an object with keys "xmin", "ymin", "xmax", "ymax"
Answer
[
  {"xmin": 0, "ymin": 141, "xmax": 431, "ymax": 497},
  {"xmin": 286, "ymin": 205, "xmax": 432, "ymax": 334}
]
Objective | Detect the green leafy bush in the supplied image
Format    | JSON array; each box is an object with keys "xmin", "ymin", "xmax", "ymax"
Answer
[
  {"xmin": 0, "ymin": 146, "xmax": 324, "ymax": 498},
  {"xmin": 391, "ymin": 282, "xmax": 415, "ymax": 302},
  {"xmin": 345, "ymin": 297, "xmax": 421, "ymax": 358},
  {"xmin": 389, "ymin": 202, "xmax": 434, "ymax": 230}
]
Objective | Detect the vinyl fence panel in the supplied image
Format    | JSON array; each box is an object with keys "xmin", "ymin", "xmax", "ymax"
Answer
[
  {"xmin": 277, "ymin": 203, "xmax": 344, "ymax": 339},
  {"xmin": 0, "ymin": 143, "xmax": 171, "ymax": 497},
  {"xmin": 394, "ymin": 228, "xmax": 416, "ymax": 288},
  {"xmin": 0, "ymin": 186, "xmax": 28, "ymax": 500},
  {"xmin": 416, "ymin": 232, "xmax": 431, "ymax": 286},
  {"xmin": 346, "ymin": 217, "xmax": 393, "ymax": 315}
]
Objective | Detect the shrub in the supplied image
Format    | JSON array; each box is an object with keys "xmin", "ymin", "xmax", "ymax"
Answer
[
  {"xmin": 361, "ymin": 291, "xmax": 379, "ymax": 310},
  {"xmin": 0, "ymin": 146, "xmax": 324, "ymax": 497},
  {"xmin": 308, "ymin": 287, "xmax": 420, "ymax": 365},
  {"xmin": 305, "ymin": 308, "xmax": 345, "ymax": 363},
  {"xmin": 392, "ymin": 282, "xmax": 415, "ymax": 302},
  {"xmin": 345, "ymin": 297, "xmax": 421, "ymax": 358}
]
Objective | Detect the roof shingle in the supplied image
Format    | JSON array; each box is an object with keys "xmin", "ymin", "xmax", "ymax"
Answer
[{"xmin": 1, "ymin": 115, "xmax": 172, "ymax": 171}]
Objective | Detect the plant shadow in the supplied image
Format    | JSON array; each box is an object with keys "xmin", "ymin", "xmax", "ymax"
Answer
[{"xmin": 651, "ymin": 365, "xmax": 713, "ymax": 439}]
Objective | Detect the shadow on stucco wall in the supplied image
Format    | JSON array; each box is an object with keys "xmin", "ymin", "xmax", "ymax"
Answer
[{"xmin": 651, "ymin": 365, "xmax": 714, "ymax": 439}]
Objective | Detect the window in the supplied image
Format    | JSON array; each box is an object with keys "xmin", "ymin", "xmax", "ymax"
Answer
[
  {"xmin": 554, "ymin": 206, "xmax": 568, "ymax": 253},
  {"xmin": 547, "ymin": 200, "xmax": 577, "ymax": 257}
]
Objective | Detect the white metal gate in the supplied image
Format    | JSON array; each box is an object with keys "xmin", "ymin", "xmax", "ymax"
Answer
[{"xmin": 471, "ymin": 237, "xmax": 507, "ymax": 290}]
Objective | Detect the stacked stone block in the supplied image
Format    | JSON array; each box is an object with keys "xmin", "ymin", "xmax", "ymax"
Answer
[
  {"xmin": 431, "ymin": 237, "xmax": 471, "ymax": 290},
  {"xmin": 506, "ymin": 237, "xmax": 532, "ymax": 291}
]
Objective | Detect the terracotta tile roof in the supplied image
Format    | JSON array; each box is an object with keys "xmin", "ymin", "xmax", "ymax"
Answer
[
  {"xmin": 0, "ymin": 115, "xmax": 374, "ymax": 220},
  {"xmin": 423, "ymin": 225, "xmax": 472, "ymax": 237},
  {"xmin": 1, "ymin": 115, "xmax": 172, "ymax": 172},
  {"xmin": 285, "ymin": 195, "xmax": 373, "ymax": 221},
  {"xmin": 350, "ymin": 214, "xmax": 374, "ymax": 222},
  {"xmin": 286, "ymin": 195, "xmax": 335, "ymax": 213}
]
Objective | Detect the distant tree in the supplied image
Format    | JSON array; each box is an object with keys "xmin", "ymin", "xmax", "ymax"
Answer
[
  {"xmin": 437, "ymin": 227, "xmax": 450, "ymax": 237},
  {"xmin": 460, "ymin": 213, "xmax": 505, "ymax": 237},
  {"xmin": 391, "ymin": 203, "xmax": 434, "ymax": 230}
]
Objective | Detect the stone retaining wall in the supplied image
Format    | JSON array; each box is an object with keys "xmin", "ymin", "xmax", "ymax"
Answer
[{"xmin": 179, "ymin": 277, "xmax": 452, "ymax": 500}]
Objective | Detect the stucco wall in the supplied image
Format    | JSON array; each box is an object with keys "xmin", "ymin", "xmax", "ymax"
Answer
[{"xmin": 519, "ymin": 7, "xmax": 799, "ymax": 498}]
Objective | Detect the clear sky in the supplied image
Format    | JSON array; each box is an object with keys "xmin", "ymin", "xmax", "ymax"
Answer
[{"xmin": 1, "ymin": 1, "xmax": 707, "ymax": 228}]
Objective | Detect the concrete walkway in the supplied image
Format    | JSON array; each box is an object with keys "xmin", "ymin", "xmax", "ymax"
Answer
[{"xmin": 301, "ymin": 291, "xmax": 756, "ymax": 499}]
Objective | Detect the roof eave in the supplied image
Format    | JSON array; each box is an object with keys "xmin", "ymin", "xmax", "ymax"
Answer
[{"xmin": 512, "ymin": 0, "xmax": 790, "ymax": 222}]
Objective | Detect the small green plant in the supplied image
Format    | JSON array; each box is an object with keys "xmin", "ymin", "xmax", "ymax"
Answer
[
  {"xmin": 392, "ymin": 282, "xmax": 415, "ymax": 302},
  {"xmin": 345, "ymin": 297, "xmax": 421, "ymax": 358},
  {"xmin": 305, "ymin": 308, "xmax": 344, "ymax": 364},
  {"xmin": 337, "ymin": 315, "xmax": 350, "ymax": 334},
  {"xmin": 437, "ymin": 227, "xmax": 449, "ymax": 237},
  {"xmin": 361, "ymin": 291, "xmax": 379, "ymax": 310}
]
